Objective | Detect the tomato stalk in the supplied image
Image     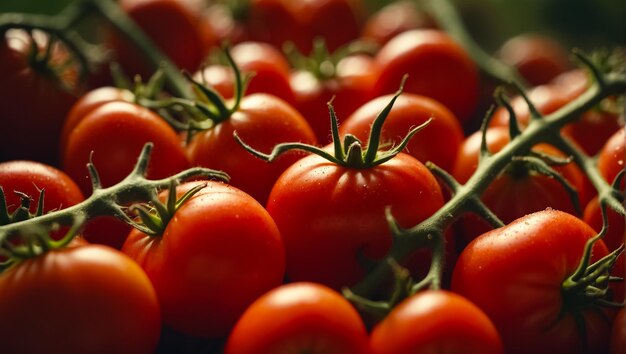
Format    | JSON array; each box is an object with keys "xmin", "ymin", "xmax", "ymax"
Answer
[
  {"xmin": 352, "ymin": 49, "xmax": 626, "ymax": 298},
  {"xmin": 0, "ymin": 143, "xmax": 229, "ymax": 269}
]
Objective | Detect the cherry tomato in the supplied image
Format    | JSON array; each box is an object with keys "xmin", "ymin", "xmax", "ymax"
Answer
[
  {"xmin": 610, "ymin": 308, "xmax": 626, "ymax": 354},
  {"xmin": 266, "ymin": 151, "xmax": 444, "ymax": 289},
  {"xmin": 374, "ymin": 29, "xmax": 480, "ymax": 125},
  {"xmin": 122, "ymin": 181, "xmax": 285, "ymax": 338},
  {"xmin": 360, "ymin": 0, "xmax": 437, "ymax": 46},
  {"xmin": 597, "ymin": 127, "xmax": 625, "ymax": 187},
  {"xmin": 187, "ymin": 93, "xmax": 317, "ymax": 204},
  {"xmin": 339, "ymin": 93, "xmax": 464, "ymax": 172},
  {"xmin": 245, "ymin": 0, "xmax": 305, "ymax": 53},
  {"xmin": 452, "ymin": 209, "xmax": 613, "ymax": 354},
  {"xmin": 0, "ymin": 245, "xmax": 161, "ymax": 354},
  {"xmin": 224, "ymin": 282, "xmax": 369, "ymax": 354},
  {"xmin": 370, "ymin": 290, "xmax": 503, "ymax": 354},
  {"xmin": 290, "ymin": 54, "xmax": 378, "ymax": 144},
  {"xmin": 497, "ymin": 34, "xmax": 572, "ymax": 86},
  {"xmin": 0, "ymin": 29, "xmax": 79, "ymax": 166},
  {"xmin": 108, "ymin": 0, "xmax": 206, "ymax": 79}
]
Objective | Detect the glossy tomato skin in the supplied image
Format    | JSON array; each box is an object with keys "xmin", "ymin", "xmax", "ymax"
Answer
[
  {"xmin": 224, "ymin": 282, "xmax": 369, "ymax": 354},
  {"xmin": 266, "ymin": 152, "xmax": 444, "ymax": 290},
  {"xmin": 452, "ymin": 210, "xmax": 612, "ymax": 354},
  {"xmin": 339, "ymin": 93, "xmax": 464, "ymax": 172},
  {"xmin": 187, "ymin": 93, "xmax": 317, "ymax": 205},
  {"xmin": 360, "ymin": 0, "xmax": 436, "ymax": 46},
  {"xmin": 290, "ymin": 54, "xmax": 378, "ymax": 144},
  {"xmin": 0, "ymin": 245, "xmax": 161, "ymax": 354},
  {"xmin": 597, "ymin": 128, "xmax": 625, "ymax": 187},
  {"xmin": 122, "ymin": 181, "xmax": 286, "ymax": 338},
  {"xmin": 374, "ymin": 29, "xmax": 479, "ymax": 125},
  {"xmin": 62, "ymin": 101, "xmax": 189, "ymax": 248},
  {"xmin": 370, "ymin": 290, "xmax": 503, "ymax": 354},
  {"xmin": 109, "ymin": 0, "xmax": 206, "ymax": 79},
  {"xmin": 0, "ymin": 30, "xmax": 78, "ymax": 166}
]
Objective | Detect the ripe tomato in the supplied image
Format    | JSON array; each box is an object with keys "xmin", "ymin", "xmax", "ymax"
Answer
[
  {"xmin": 497, "ymin": 34, "xmax": 572, "ymax": 86},
  {"xmin": 195, "ymin": 41, "xmax": 296, "ymax": 105},
  {"xmin": 360, "ymin": 0, "xmax": 437, "ymax": 46},
  {"xmin": 610, "ymin": 308, "xmax": 626, "ymax": 354},
  {"xmin": 0, "ymin": 245, "xmax": 161, "ymax": 354},
  {"xmin": 374, "ymin": 29, "xmax": 479, "ymax": 125},
  {"xmin": 266, "ymin": 151, "xmax": 444, "ymax": 289},
  {"xmin": 370, "ymin": 290, "xmax": 503, "ymax": 354},
  {"xmin": 122, "ymin": 181, "xmax": 285, "ymax": 338},
  {"xmin": 224, "ymin": 282, "xmax": 369, "ymax": 354},
  {"xmin": 290, "ymin": 54, "xmax": 378, "ymax": 144},
  {"xmin": 62, "ymin": 101, "xmax": 190, "ymax": 248},
  {"xmin": 245, "ymin": 0, "xmax": 305, "ymax": 54},
  {"xmin": 339, "ymin": 93, "xmax": 464, "ymax": 172},
  {"xmin": 187, "ymin": 93, "xmax": 317, "ymax": 204},
  {"xmin": 452, "ymin": 126, "xmax": 590, "ymax": 244},
  {"xmin": 108, "ymin": 0, "xmax": 206, "ymax": 79},
  {"xmin": 0, "ymin": 29, "xmax": 79, "ymax": 166},
  {"xmin": 597, "ymin": 127, "xmax": 625, "ymax": 187},
  {"xmin": 452, "ymin": 209, "xmax": 613, "ymax": 354}
]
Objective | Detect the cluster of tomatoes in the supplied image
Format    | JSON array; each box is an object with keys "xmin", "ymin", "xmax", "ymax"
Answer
[{"xmin": 0, "ymin": 0, "xmax": 624, "ymax": 353}]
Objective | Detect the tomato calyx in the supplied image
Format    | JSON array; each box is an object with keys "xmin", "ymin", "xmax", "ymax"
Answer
[
  {"xmin": 128, "ymin": 180, "xmax": 206, "ymax": 237},
  {"xmin": 235, "ymin": 75, "xmax": 431, "ymax": 169}
]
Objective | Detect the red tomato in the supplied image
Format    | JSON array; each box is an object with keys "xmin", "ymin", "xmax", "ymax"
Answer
[
  {"xmin": 610, "ymin": 308, "xmax": 626, "ymax": 354},
  {"xmin": 122, "ymin": 181, "xmax": 285, "ymax": 338},
  {"xmin": 195, "ymin": 41, "xmax": 296, "ymax": 105},
  {"xmin": 489, "ymin": 84, "xmax": 569, "ymax": 128},
  {"xmin": 0, "ymin": 245, "xmax": 161, "ymax": 354},
  {"xmin": 62, "ymin": 101, "xmax": 190, "ymax": 248},
  {"xmin": 452, "ymin": 209, "xmax": 613, "ymax": 354},
  {"xmin": 187, "ymin": 93, "xmax": 317, "ymax": 204},
  {"xmin": 339, "ymin": 93, "xmax": 464, "ymax": 172},
  {"xmin": 360, "ymin": 0, "xmax": 437, "ymax": 46},
  {"xmin": 374, "ymin": 29, "xmax": 479, "ymax": 125},
  {"xmin": 224, "ymin": 282, "xmax": 369, "ymax": 354},
  {"xmin": 597, "ymin": 128, "xmax": 625, "ymax": 187},
  {"xmin": 452, "ymin": 126, "xmax": 590, "ymax": 244},
  {"xmin": 245, "ymin": 0, "xmax": 305, "ymax": 53},
  {"xmin": 370, "ymin": 290, "xmax": 503, "ymax": 354},
  {"xmin": 266, "ymin": 151, "xmax": 444, "ymax": 289},
  {"xmin": 108, "ymin": 0, "xmax": 206, "ymax": 79},
  {"xmin": 0, "ymin": 29, "xmax": 79, "ymax": 166},
  {"xmin": 497, "ymin": 34, "xmax": 571, "ymax": 86},
  {"xmin": 290, "ymin": 54, "xmax": 378, "ymax": 144},
  {"xmin": 60, "ymin": 86, "xmax": 134, "ymax": 158}
]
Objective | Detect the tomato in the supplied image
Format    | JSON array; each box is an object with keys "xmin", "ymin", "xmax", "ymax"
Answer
[
  {"xmin": 610, "ymin": 308, "xmax": 626, "ymax": 354},
  {"xmin": 60, "ymin": 86, "xmax": 134, "ymax": 158},
  {"xmin": 489, "ymin": 84, "xmax": 569, "ymax": 128},
  {"xmin": 374, "ymin": 29, "xmax": 480, "ymax": 125},
  {"xmin": 339, "ymin": 93, "xmax": 464, "ymax": 172},
  {"xmin": 62, "ymin": 101, "xmax": 190, "ymax": 248},
  {"xmin": 0, "ymin": 29, "xmax": 79, "ymax": 166},
  {"xmin": 108, "ymin": 0, "xmax": 206, "ymax": 79},
  {"xmin": 0, "ymin": 245, "xmax": 161, "ymax": 354},
  {"xmin": 266, "ymin": 151, "xmax": 444, "ymax": 290},
  {"xmin": 187, "ymin": 93, "xmax": 317, "ymax": 204},
  {"xmin": 290, "ymin": 54, "xmax": 378, "ymax": 144},
  {"xmin": 370, "ymin": 290, "xmax": 503, "ymax": 354},
  {"xmin": 597, "ymin": 127, "xmax": 625, "ymax": 187},
  {"xmin": 497, "ymin": 34, "xmax": 572, "ymax": 86},
  {"xmin": 452, "ymin": 209, "xmax": 613, "ymax": 354},
  {"xmin": 360, "ymin": 0, "xmax": 437, "ymax": 46},
  {"xmin": 224, "ymin": 282, "xmax": 369, "ymax": 354},
  {"xmin": 245, "ymin": 0, "xmax": 305, "ymax": 54},
  {"xmin": 200, "ymin": 2, "xmax": 248, "ymax": 47},
  {"xmin": 452, "ymin": 126, "xmax": 590, "ymax": 244},
  {"xmin": 195, "ymin": 41, "xmax": 296, "ymax": 105},
  {"xmin": 122, "ymin": 181, "xmax": 285, "ymax": 338}
]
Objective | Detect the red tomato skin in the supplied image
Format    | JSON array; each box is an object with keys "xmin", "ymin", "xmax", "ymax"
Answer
[
  {"xmin": 109, "ymin": 0, "xmax": 206, "ymax": 79},
  {"xmin": 0, "ymin": 245, "xmax": 161, "ymax": 354},
  {"xmin": 122, "ymin": 181, "xmax": 286, "ymax": 338},
  {"xmin": 224, "ymin": 282, "xmax": 369, "ymax": 354},
  {"xmin": 60, "ymin": 86, "xmax": 134, "ymax": 157},
  {"xmin": 266, "ymin": 152, "xmax": 444, "ymax": 289},
  {"xmin": 361, "ymin": 0, "xmax": 436, "ymax": 46},
  {"xmin": 339, "ymin": 93, "xmax": 464, "ymax": 172},
  {"xmin": 290, "ymin": 54, "xmax": 378, "ymax": 144},
  {"xmin": 610, "ymin": 308, "xmax": 626, "ymax": 354},
  {"xmin": 374, "ymin": 29, "xmax": 479, "ymax": 124},
  {"xmin": 187, "ymin": 93, "xmax": 317, "ymax": 205},
  {"xmin": 598, "ymin": 128, "xmax": 625, "ymax": 187},
  {"xmin": 0, "ymin": 30, "xmax": 78, "ymax": 166},
  {"xmin": 452, "ymin": 210, "xmax": 612, "ymax": 354},
  {"xmin": 245, "ymin": 0, "xmax": 306, "ymax": 54},
  {"xmin": 0, "ymin": 160, "xmax": 84, "ymax": 214},
  {"xmin": 370, "ymin": 290, "xmax": 503, "ymax": 354}
]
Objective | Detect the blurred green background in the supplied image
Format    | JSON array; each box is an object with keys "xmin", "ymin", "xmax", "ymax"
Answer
[{"xmin": 0, "ymin": 0, "xmax": 623, "ymax": 51}]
